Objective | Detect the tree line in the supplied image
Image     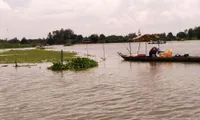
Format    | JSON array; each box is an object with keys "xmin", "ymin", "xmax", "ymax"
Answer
[
  {"xmin": 1, "ymin": 26, "xmax": 200, "ymax": 45},
  {"xmin": 176, "ymin": 27, "xmax": 200, "ymax": 40},
  {"xmin": 45, "ymin": 28, "xmax": 139, "ymax": 45}
]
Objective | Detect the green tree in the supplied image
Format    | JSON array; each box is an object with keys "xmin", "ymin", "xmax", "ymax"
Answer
[
  {"xmin": 50, "ymin": 29, "xmax": 75, "ymax": 44},
  {"xmin": 194, "ymin": 27, "xmax": 200, "ymax": 39},
  {"xmin": 52, "ymin": 30, "xmax": 61, "ymax": 44},
  {"xmin": 177, "ymin": 32, "xmax": 187, "ymax": 39},
  {"xmin": 187, "ymin": 28, "xmax": 194, "ymax": 39},
  {"xmin": 89, "ymin": 34, "xmax": 99, "ymax": 43},
  {"xmin": 47, "ymin": 32, "xmax": 55, "ymax": 45},
  {"xmin": 8, "ymin": 38, "xmax": 20, "ymax": 44},
  {"xmin": 99, "ymin": 34, "xmax": 106, "ymax": 40},
  {"xmin": 99, "ymin": 34, "xmax": 106, "ymax": 42},
  {"xmin": 105, "ymin": 35, "xmax": 125, "ymax": 43},
  {"xmin": 20, "ymin": 37, "xmax": 28, "ymax": 44},
  {"xmin": 128, "ymin": 33, "xmax": 137, "ymax": 39},
  {"xmin": 167, "ymin": 32, "xmax": 175, "ymax": 40},
  {"xmin": 63, "ymin": 29, "xmax": 75, "ymax": 43},
  {"xmin": 74, "ymin": 35, "xmax": 83, "ymax": 43}
]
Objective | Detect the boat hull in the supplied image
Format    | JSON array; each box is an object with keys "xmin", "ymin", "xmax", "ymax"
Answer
[{"xmin": 118, "ymin": 52, "xmax": 200, "ymax": 63}]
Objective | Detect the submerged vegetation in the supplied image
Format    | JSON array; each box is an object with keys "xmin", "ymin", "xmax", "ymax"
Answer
[
  {"xmin": 64, "ymin": 43, "xmax": 74, "ymax": 46},
  {"xmin": 0, "ymin": 49, "xmax": 76, "ymax": 64},
  {"xmin": 48, "ymin": 57, "xmax": 98, "ymax": 71}
]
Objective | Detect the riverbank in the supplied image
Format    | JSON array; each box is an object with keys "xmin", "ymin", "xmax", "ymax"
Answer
[
  {"xmin": 0, "ymin": 49, "xmax": 76, "ymax": 64},
  {"xmin": 0, "ymin": 43, "xmax": 34, "ymax": 49}
]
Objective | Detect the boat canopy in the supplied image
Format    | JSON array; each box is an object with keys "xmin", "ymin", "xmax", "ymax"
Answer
[{"xmin": 130, "ymin": 34, "xmax": 159, "ymax": 42}]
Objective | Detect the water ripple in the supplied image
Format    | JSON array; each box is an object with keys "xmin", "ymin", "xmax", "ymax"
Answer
[{"xmin": 1, "ymin": 42, "xmax": 200, "ymax": 119}]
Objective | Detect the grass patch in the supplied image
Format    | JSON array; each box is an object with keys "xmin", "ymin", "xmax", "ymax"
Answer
[
  {"xmin": 48, "ymin": 57, "xmax": 98, "ymax": 71},
  {"xmin": 0, "ymin": 43, "xmax": 33, "ymax": 49},
  {"xmin": 0, "ymin": 49, "xmax": 76, "ymax": 64}
]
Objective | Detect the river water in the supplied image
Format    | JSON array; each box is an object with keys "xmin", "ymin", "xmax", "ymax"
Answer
[{"xmin": 1, "ymin": 41, "xmax": 200, "ymax": 120}]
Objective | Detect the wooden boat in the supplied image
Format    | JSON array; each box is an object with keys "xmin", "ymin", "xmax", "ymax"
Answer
[
  {"xmin": 148, "ymin": 40, "xmax": 166, "ymax": 44},
  {"xmin": 122, "ymin": 32, "xmax": 200, "ymax": 63},
  {"xmin": 118, "ymin": 52, "xmax": 200, "ymax": 62}
]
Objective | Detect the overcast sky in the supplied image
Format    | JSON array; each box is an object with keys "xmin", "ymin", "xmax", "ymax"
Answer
[{"xmin": 1, "ymin": 0, "xmax": 200, "ymax": 39}]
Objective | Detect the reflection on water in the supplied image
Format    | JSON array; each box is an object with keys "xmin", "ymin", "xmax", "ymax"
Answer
[{"xmin": 1, "ymin": 41, "xmax": 200, "ymax": 119}]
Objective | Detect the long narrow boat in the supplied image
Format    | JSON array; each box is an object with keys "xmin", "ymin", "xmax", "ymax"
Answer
[
  {"xmin": 148, "ymin": 40, "xmax": 166, "ymax": 44},
  {"xmin": 118, "ymin": 52, "xmax": 200, "ymax": 63}
]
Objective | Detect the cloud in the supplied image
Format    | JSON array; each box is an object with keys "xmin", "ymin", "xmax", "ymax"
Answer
[
  {"xmin": 15, "ymin": 0, "xmax": 121, "ymax": 20},
  {"xmin": 0, "ymin": 0, "xmax": 10, "ymax": 10},
  {"xmin": 1, "ymin": 0, "xmax": 200, "ymax": 39},
  {"xmin": 3, "ymin": 0, "xmax": 30, "ymax": 9}
]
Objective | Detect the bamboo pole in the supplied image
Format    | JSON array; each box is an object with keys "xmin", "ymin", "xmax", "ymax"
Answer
[
  {"xmin": 137, "ymin": 42, "xmax": 141, "ymax": 55},
  {"xmin": 15, "ymin": 60, "xmax": 18, "ymax": 67},
  {"xmin": 86, "ymin": 44, "xmax": 88, "ymax": 58},
  {"xmin": 103, "ymin": 41, "xmax": 106, "ymax": 60},
  {"xmin": 145, "ymin": 42, "xmax": 148, "ymax": 56},
  {"xmin": 129, "ymin": 42, "xmax": 132, "ymax": 56},
  {"xmin": 61, "ymin": 50, "xmax": 63, "ymax": 64}
]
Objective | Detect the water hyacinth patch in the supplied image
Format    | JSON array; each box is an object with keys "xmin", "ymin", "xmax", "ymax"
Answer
[{"xmin": 48, "ymin": 57, "xmax": 98, "ymax": 71}]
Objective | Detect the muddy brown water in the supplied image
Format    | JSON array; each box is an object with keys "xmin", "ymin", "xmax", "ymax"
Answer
[{"xmin": 1, "ymin": 41, "xmax": 200, "ymax": 120}]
